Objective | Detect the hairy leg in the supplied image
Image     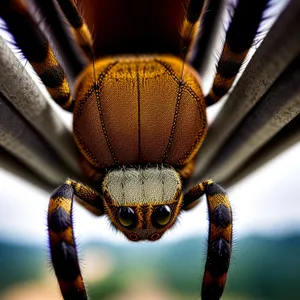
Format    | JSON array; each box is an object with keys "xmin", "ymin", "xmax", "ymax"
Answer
[
  {"xmin": 183, "ymin": 180, "xmax": 232, "ymax": 300},
  {"xmin": 48, "ymin": 179, "xmax": 104, "ymax": 300}
]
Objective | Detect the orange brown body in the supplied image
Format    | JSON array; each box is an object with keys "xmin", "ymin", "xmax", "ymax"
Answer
[{"xmin": 74, "ymin": 55, "xmax": 207, "ymax": 168}]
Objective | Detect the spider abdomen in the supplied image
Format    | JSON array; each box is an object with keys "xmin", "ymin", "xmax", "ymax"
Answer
[{"xmin": 73, "ymin": 55, "xmax": 207, "ymax": 168}]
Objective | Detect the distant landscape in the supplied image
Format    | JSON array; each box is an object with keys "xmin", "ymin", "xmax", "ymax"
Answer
[{"xmin": 0, "ymin": 234, "xmax": 300, "ymax": 300}]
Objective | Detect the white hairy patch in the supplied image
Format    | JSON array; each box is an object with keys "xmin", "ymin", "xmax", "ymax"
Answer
[{"xmin": 102, "ymin": 166, "xmax": 181, "ymax": 206}]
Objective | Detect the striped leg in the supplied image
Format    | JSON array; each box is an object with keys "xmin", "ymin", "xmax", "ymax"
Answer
[
  {"xmin": 0, "ymin": 0, "xmax": 74, "ymax": 111},
  {"xmin": 181, "ymin": 0, "xmax": 206, "ymax": 59},
  {"xmin": 183, "ymin": 180, "xmax": 232, "ymax": 300},
  {"xmin": 48, "ymin": 179, "xmax": 104, "ymax": 300},
  {"xmin": 205, "ymin": 0, "xmax": 270, "ymax": 106},
  {"xmin": 56, "ymin": 0, "xmax": 93, "ymax": 58}
]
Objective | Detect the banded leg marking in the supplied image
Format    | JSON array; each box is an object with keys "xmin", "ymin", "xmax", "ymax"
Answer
[
  {"xmin": 48, "ymin": 180, "xmax": 104, "ymax": 300},
  {"xmin": 183, "ymin": 180, "xmax": 232, "ymax": 300},
  {"xmin": 205, "ymin": 0, "xmax": 270, "ymax": 106},
  {"xmin": 56, "ymin": 0, "xmax": 93, "ymax": 58},
  {"xmin": 181, "ymin": 0, "xmax": 206, "ymax": 58},
  {"xmin": 66, "ymin": 178, "xmax": 105, "ymax": 216},
  {"xmin": 0, "ymin": 0, "xmax": 74, "ymax": 111}
]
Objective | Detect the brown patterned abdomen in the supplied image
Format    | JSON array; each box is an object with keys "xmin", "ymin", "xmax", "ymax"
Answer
[{"xmin": 73, "ymin": 55, "xmax": 207, "ymax": 168}]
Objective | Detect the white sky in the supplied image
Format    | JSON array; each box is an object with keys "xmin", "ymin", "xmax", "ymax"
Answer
[{"xmin": 0, "ymin": 0, "xmax": 298, "ymax": 246}]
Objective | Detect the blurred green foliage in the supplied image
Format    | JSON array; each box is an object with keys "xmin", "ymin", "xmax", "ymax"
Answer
[
  {"xmin": 0, "ymin": 242, "xmax": 44, "ymax": 291},
  {"xmin": 1, "ymin": 234, "xmax": 300, "ymax": 300},
  {"xmin": 227, "ymin": 235, "xmax": 300, "ymax": 300}
]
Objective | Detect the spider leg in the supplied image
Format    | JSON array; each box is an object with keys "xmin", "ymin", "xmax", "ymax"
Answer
[
  {"xmin": 55, "ymin": 0, "xmax": 93, "ymax": 59},
  {"xmin": 30, "ymin": 0, "xmax": 87, "ymax": 80},
  {"xmin": 0, "ymin": 0, "xmax": 75, "ymax": 111},
  {"xmin": 181, "ymin": 0, "xmax": 206, "ymax": 59},
  {"xmin": 48, "ymin": 179, "xmax": 105, "ymax": 300},
  {"xmin": 183, "ymin": 180, "xmax": 232, "ymax": 300},
  {"xmin": 190, "ymin": 0, "xmax": 226, "ymax": 73},
  {"xmin": 205, "ymin": 0, "xmax": 270, "ymax": 106}
]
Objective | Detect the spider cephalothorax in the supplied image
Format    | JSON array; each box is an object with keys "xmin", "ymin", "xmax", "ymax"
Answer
[{"xmin": 0, "ymin": 0, "xmax": 271, "ymax": 299}]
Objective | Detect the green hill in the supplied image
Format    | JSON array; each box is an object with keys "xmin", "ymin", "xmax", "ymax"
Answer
[
  {"xmin": 1, "ymin": 234, "xmax": 300, "ymax": 300},
  {"xmin": 0, "ymin": 242, "xmax": 44, "ymax": 291}
]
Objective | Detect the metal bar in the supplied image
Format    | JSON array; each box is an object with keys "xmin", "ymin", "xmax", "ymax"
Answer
[
  {"xmin": 0, "ymin": 147, "xmax": 55, "ymax": 192},
  {"xmin": 222, "ymin": 113, "xmax": 300, "ymax": 188},
  {"xmin": 0, "ymin": 35, "xmax": 81, "ymax": 177},
  {"xmin": 0, "ymin": 91, "xmax": 74, "ymax": 185},
  {"xmin": 199, "ymin": 53, "xmax": 300, "ymax": 183},
  {"xmin": 192, "ymin": 0, "xmax": 300, "ymax": 186}
]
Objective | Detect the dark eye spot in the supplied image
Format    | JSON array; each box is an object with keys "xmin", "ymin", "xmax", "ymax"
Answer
[
  {"xmin": 152, "ymin": 205, "xmax": 172, "ymax": 228},
  {"xmin": 117, "ymin": 207, "xmax": 137, "ymax": 229}
]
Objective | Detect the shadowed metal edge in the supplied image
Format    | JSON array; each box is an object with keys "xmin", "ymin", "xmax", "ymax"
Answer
[
  {"xmin": 0, "ymin": 35, "xmax": 82, "ymax": 186},
  {"xmin": 191, "ymin": 0, "xmax": 300, "ymax": 187}
]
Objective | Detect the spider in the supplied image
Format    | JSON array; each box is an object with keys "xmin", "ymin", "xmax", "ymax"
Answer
[{"xmin": 0, "ymin": 0, "xmax": 270, "ymax": 299}]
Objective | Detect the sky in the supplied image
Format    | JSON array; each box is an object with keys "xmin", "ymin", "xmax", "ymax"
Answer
[{"xmin": 0, "ymin": 0, "xmax": 298, "ymax": 246}]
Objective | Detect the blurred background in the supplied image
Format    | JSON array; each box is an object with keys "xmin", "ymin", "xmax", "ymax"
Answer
[{"xmin": 0, "ymin": 0, "xmax": 300, "ymax": 299}]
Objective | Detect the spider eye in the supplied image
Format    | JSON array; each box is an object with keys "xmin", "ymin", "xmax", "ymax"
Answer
[
  {"xmin": 152, "ymin": 205, "xmax": 172, "ymax": 227},
  {"xmin": 117, "ymin": 207, "xmax": 137, "ymax": 229}
]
